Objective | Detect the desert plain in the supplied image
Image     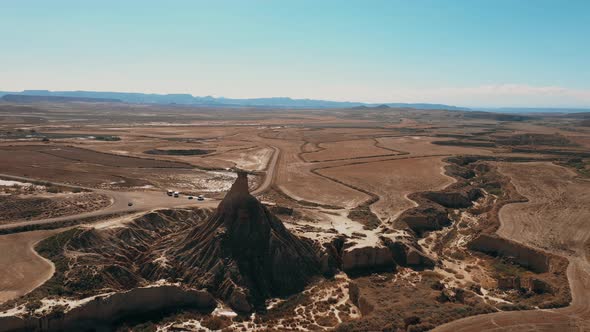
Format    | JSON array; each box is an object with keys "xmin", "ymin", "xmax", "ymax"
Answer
[{"xmin": 0, "ymin": 101, "xmax": 589, "ymax": 331}]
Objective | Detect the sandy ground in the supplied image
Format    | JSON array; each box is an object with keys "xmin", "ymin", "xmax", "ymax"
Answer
[
  {"xmin": 375, "ymin": 136, "xmax": 494, "ymax": 156},
  {"xmin": 498, "ymin": 163, "xmax": 590, "ymax": 253},
  {"xmin": 254, "ymin": 132, "xmax": 369, "ymax": 208},
  {"xmin": 0, "ymin": 230, "xmax": 60, "ymax": 303},
  {"xmin": 434, "ymin": 162, "xmax": 590, "ymax": 331},
  {"xmin": 319, "ymin": 156, "xmax": 454, "ymax": 222},
  {"xmin": 301, "ymin": 138, "xmax": 396, "ymax": 162},
  {"xmin": 212, "ymin": 146, "xmax": 274, "ymax": 171}
]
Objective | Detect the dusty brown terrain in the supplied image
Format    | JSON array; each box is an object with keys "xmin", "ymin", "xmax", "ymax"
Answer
[
  {"xmin": 0, "ymin": 101, "xmax": 589, "ymax": 331},
  {"xmin": 301, "ymin": 138, "xmax": 398, "ymax": 162},
  {"xmin": 0, "ymin": 230, "xmax": 60, "ymax": 303},
  {"xmin": 319, "ymin": 156, "xmax": 454, "ymax": 222},
  {"xmin": 433, "ymin": 162, "xmax": 590, "ymax": 331}
]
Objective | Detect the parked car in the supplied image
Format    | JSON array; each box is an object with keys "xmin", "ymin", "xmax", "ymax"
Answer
[
  {"xmin": 173, "ymin": 191, "xmax": 180, "ymax": 198},
  {"xmin": 167, "ymin": 190, "xmax": 173, "ymax": 196},
  {"xmin": 128, "ymin": 202, "xmax": 133, "ymax": 206},
  {"xmin": 188, "ymin": 196, "xmax": 194, "ymax": 200},
  {"xmin": 197, "ymin": 195, "xmax": 204, "ymax": 201}
]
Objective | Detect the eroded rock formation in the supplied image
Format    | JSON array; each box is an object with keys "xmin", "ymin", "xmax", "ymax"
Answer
[
  {"xmin": 173, "ymin": 171, "xmax": 322, "ymax": 311},
  {"xmin": 341, "ymin": 246, "xmax": 395, "ymax": 273},
  {"xmin": 50, "ymin": 172, "xmax": 322, "ymax": 313},
  {"xmin": 0, "ymin": 286, "xmax": 214, "ymax": 332},
  {"xmin": 468, "ymin": 234, "xmax": 551, "ymax": 273}
]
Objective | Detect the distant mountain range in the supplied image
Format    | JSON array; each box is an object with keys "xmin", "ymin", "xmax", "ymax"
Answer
[
  {"xmin": 3, "ymin": 90, "xmax": 587, "ymax": 113},
  {"xmin": 1, "ymin": 94, "xmax": 122, "ymax": 103},
  {"xmin": 0, "ymin": 90, "xmax": 468, "ymax": 110}
]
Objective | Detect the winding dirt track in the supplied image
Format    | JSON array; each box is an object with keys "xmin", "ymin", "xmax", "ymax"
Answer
[{"xmin": 434, "ymin": 162, "xmax": 590, "ymax": 332}]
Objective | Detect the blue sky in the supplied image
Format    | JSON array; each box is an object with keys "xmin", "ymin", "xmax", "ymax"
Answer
[{"xmin": 1, "ymin": 0, "xmax": 589, "ymax": 107}]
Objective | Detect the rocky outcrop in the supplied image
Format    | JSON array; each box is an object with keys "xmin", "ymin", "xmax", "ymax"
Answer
[
  {"xmin": 382, "ymin": 237, "xmax": 435, "ymax": 269},
  {"xmin": 341, "ymin": 246, "xmax": 395, "ymax": 274},
  {"xmin": 496, "ymin": 275, "xmax": 552, "ymax": 294},
  {"xmin": 336, "ymin": 235, "xmax": 435, "ymax": 275},
  {"xmin": 398, "ymin": 204, "xmax": 451, "ymax": 236},
  {"xmin": 497, "ymin": 276, "xmax": 521, "ymax": 290},
  {"xmin": 173, "ymin": 171, "xmax": 322, "ymax": 311},
  {"xmin": 348, "ymin": 282, "xmax": 374, "ymax": 315},
  {"xmin": 423, "ymin": 188, "xmax": 483, "ymax": 209},
  {"xmin": 468, "ymin": 234, "xmax": 551, "ymax": 273},
  {"xmin": 321, "ymin": 236, "xmax": 345, "ymax": 277},
  {"xmin": 396, "ymin": 165, "xmax": 485, "ymax": 237},
  {"xmin": 0, "ymin": 286, "xmax": 214, "ymax": 332},
  {"xmin": 521, "ymin": 276, "xmax": 552, "ymax": 294},
  {"xmin": 444, "ymin": 164, "xmax": 475, "ymax": 179}
]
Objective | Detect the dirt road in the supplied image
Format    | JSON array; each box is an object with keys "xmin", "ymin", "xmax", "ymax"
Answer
[
  {"xmin": 1, "ymin": 146, "xmax": 277, "ymax": 232},
  {"xmin": 434, "ymin": 162, "xmax": 590, "ymax": 331},
  {"xmin": 0, "ymin": 187, "xmax": 209, "ymax": 231},
  {"xmin": 0, "ymin": 174, "xmax": 219, "ymax": 229},
  {"xmin": 251, "ymin": 146, "xmax": 279, "ymax": 195}
]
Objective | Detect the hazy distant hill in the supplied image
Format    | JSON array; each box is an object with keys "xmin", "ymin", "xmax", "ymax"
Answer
[
  {"xmin": 477, "ymin": 107, "xmax": 590, "ymax": 114},
  {"xmin": 462, "ymin": 111, "xmax": 532, "ymax": 121},
  {"xmin": 1, "ymin": 94, "xmax": 121, "ymax": 103},
  {"xmin": 0, "ymin": 90, "xmax": 467, "ymax": 110}
]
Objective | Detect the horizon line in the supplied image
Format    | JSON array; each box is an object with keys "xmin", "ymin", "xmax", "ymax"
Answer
[{"xmin": 1, "ymin": 88, "xmax": 590, "ymax": 110}]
